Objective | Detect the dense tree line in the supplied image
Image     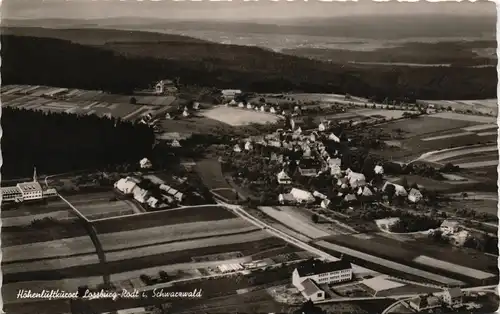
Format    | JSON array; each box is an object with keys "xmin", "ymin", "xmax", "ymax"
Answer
[
  {"xmin": 1, "ymin": 35, "xmax": 495, "ymax": 100},
  {"xmin": 2, "ymin": 108, "xmax": 155, "ymax": 178}
]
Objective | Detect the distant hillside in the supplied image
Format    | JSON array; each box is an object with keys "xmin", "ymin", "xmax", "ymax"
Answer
[
  {"xmin": 1, "ymin": 29, "xmax": 496, "ymax": 100},
  {"xmin": 0, "ymin": 26, "xmax": 207, "ymax": 46}
]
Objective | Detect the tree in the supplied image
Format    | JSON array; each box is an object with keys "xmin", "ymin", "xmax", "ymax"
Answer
[
  {"xmin": 159, "ymin": 271, "xmax": 169, "ymax": 281},
  {"xmin": 294, "ymin": 300, "xmax": 326, "ymax": 314},
  {"xmin": 130, "ymin": 97, "xmax": 137, "ymax": 105},
  {"xmin": 312, "ymin": 214, "xmax": 319, "ymax": 224},
  {"xmin": 385, "ymin": 183, "xmax": 396, "ymax": 202},
  {"xmin": 401, "ymin": 177, "xmax": 409, "ymax": 190}
]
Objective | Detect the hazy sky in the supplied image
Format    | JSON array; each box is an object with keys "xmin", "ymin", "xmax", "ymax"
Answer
[{"xmin": 2, "ymin": 0, "xmax": 496, "ymax": 20}]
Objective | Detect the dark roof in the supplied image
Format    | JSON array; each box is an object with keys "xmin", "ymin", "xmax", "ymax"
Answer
[
  {"xmin": 296, "ymin": 259, "xmax": 352, "ymax": 277},
  {"xmin": 301, "ymin": 279, "xmax": 322, "ymax": 296},
  {"xmin": 446, "ymin": 287, "xmax": 462, "ymax": 298}
]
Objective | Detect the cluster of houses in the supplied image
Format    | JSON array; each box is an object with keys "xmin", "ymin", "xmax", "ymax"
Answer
[
  {"xmin": 114, "ymin": 176, "xmax": 184, "ymax": 210},
  {"xmin": 224, "ymin": 99, "xmax": 301, "ymax": 117},
  {"xmin": 407, "ymin": 288, "xmax": 464, "ymax": 312},
  {"xmin": 232, "ymin": 117, "xmax": 426, "ymax": 209},
  {"xmin": 1, "ymin": 167, "xmax": 57, "ymax": 204}
]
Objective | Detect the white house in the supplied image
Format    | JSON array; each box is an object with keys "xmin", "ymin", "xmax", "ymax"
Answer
[
  {"xmin": 382, "ymin": 181, "xmax": 408, "ymax": 197},
  {"xmin": 234, "ymin": 144, "xmax": 242, "ymax": 153},
  {"xmin": 313, "ymin": 191, "xmax": 328, "ymax": 200},
  {"xmin": 328, "ymin": 133, "xmax": 340, "ymax": 142},
  {"xmin": 318, "ymin": 122, "xmax": 327, "ymax": 132},
  {"xmin": 133, "ymin": 187, "xmax": 150, "ymax": 203},
  {"xmin": 260, "ymin": 106, "xmax": 266, "ymax": 112},
  {"xmin": 147, "ymin": 196, "xmax": 159, "ymax": 208},
  {"xmin": 277, "ymin": 170, "xmax": 292, "ymax": 185},
  {"xmin": 374, "ymin": 165, "xmax": 384, "ymax": 175},
  {"xmin": 114, "ymin": 177, "xmax": 140, "ymax": 195},
  {"xmin": 292, "ymin": 259, "xmax": 353, "ymax": 292},
  {"xmin": 320, "ymin": 199, "xmax": 331, "ymax": 209},
  {"xmin": 299, "ymin": 278, "xmax": 325, "ymax": 302},
  {"xmin": 244, "ymin": 141, "xmax": 254, "ymax": 151},
  {"xmin": 270, "ymin": 107, "xmax": 277, "ymax": 114},
  {"xmin": 230, "ymin": 99, "xmax": 237, "ymax": 106},
  {"xmin": 247, "ymin": 103, "xmax": 253, "ymax": 109},
  {"xmin": 182, "ymin": 109, "xmax": 189, "ymax": 117},
  {"xmin": 346, "ymin": 169, "xmax": 366, "ymax": 188},
  {"xmin": 171, "ymin": 139, "xmax": 182, "ymax": 148},
  {"xmin": 408, "ymin": 188, "xmax": 423, "ymax": 203},
  {"xmin": 165, "ymin": 113, "xmax": 172, "ymax": 119},
  {"xmin": 344, "ymin": 194, "xmax": 357, "ymax": 203},
  {"xmin": 193, "ymin": 102, "xmax": 200, "ymax": 110},
  {"xmin": 357, "ymin": 186, "xmax": 373, "ymax": 198},
  {"xmin": 443, "ymin": 288, "xmax": 463, "ymax": 307},
  {"xmin": 290, "ymin": 188, "xmax": 315, "ymax": 203},
  {"xmin": 159, "ymin": 184, "xmax": 184, "ymax": 202},
  {"xmin": 139, "ymin": 158, "xmax": 152, "ymax": 169},
  {"xmin": 440, "ymin": 220, "xmax": 460, "ymax": 234}
]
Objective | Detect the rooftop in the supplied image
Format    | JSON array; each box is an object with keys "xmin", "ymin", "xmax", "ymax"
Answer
[
  {"xmin": 361, "ymin": 276, "xmax": 405, "ymax": 292},
  {"xmin": 301, "ymin": 279, "xmax": 322, "ymax": 297},
  {"xmin": 296, "ymin": 259, "xmax": 352, "ymax": 277},
  {"xmin": 17, "ymin": 182, "xmax": 42, "ymax": 192}
]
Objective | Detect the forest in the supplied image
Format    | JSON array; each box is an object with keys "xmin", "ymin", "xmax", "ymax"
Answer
[
  {"xmin": 1, "ymin": 33, "xmax": 496, "ymax": 100},
  {"xmin": 1, "ymin": 108, "xmax": 155, "ymax": 179}
]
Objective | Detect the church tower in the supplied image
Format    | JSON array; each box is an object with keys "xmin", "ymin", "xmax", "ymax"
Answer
[{"xmin": 33, "ymin": 166, "xmax": 38, "ymax": 183}]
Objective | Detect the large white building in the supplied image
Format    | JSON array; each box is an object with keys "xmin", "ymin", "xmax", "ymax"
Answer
[
  {"xmin": 1, "ymin": 167, "xmax": 55, "ymax": 203},
  {"xmin": 292, "ymin": 259, "xmax": 353, "ymax": 295}
]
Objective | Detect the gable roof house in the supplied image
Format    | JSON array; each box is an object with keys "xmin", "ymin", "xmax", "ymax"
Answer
[
  {"xmin": 298, "ymin": 159, "xmax": 320, "ymax": 177},
  {"xmin": 139, "ymin": 158, "xmax": 152, "ymax": 169},
  {"xmin": 408, "ymin": 188, "xmax": 423, "ymax": 203},
  {"xmin": 343, "ymin": 193, "xmax": 357, "ymax": 204},
  {"xmin": 328, "ymin": 133, "xmax": 341, "ymax": 143},
  {"xmin": 299, "ymin": 279, "xmax": 325, "ymax": 302},
  {"xmin": 234, "ymin": 144, "xmax": 242, "ymax": 153},
  {"xmin": 382, "ymin": 181, "xmax": 408, "ymax": 197},
  {"xmin": 244, "ymin": 141, "xmax": 254, "ymax": 151},
  {"xmin": 374, "ymin": 165, "xmax": 384, "ymax": 175},
  {"xmin": 321, "ymin": 199, "xmax": 331, "ymax": 209},
  {"xmin": 277, "ymin": 170, "xmax": 292, "ymax": 185},
  {"xmin": 443, "ymin": 288, "xmax": 463, "ymax": 307},
  {"xmin": 313, "ymin": 191, "xmax": 328, "ymax": 200},
  {"xmin": 408, "ymin": 295, "xmax": 442, "ymax": 312},
  {"xmin": 440, "ymin": 220, "xmax": 460, "ymax": 234},
  {"xmin": 357, "ymin": 186, "xmax": 374, "ymax": 199}
]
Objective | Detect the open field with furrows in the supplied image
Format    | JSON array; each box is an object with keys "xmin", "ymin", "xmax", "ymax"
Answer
[
  {"xmin": 201, "ymin": 106, "xmax": 280, "ymax": 126},
  {"xmin": 3, "ymin": 218, "xmax": 257, "ymax": 263},
  {"xmin": 259, "ymin": 206, "xmax": 330, "ymax": 239},
  {"xmin": 3, "ymin": 229, "xmax": 272, "ymax": 276},
  {"xmin": 3, "ymin": 235, "xmax": 287, "ymax": 285},
  {"xmin": 1, "ymin": 191, "xmax": 118, "ymax": 218},
  {"xmin": 416, "ymin": 144, "xmax": 498, "ymax": 167},
  {"xmin": 422, "ymin": 99, "xmax": 498, "ymax": 115},
  {"xmin": 0, "ymin": 85, "xmax": 177, "ymax": 120},
  {"xmin": 318, "ymin": 234, "xmax": 497, "ymax": 281},
  {"xmin": 354, "ymin": 108, "xmax": 408, "ymax": 119},
  {"xmin": 92, "ymin": 205, "xmax": 236, "ymax": 233}
]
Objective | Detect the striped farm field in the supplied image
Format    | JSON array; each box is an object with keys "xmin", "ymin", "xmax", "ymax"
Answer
[
  {"xmin": 3, "ymin": 232, "xmax": 284, "ymax": 284},
  {"xmin": 3, "ymin": 218, "xmax": 258, "ymax": 263}
]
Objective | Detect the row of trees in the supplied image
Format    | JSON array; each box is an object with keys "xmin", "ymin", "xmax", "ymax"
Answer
[{"xmin": 2, "ymin": 108, "xmax": 155, "ymax": 178}]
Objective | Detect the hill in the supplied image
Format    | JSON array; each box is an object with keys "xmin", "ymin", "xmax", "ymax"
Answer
[{"xmin": 0, "ymin": 28, "xmax": 496, "ymax": 100}]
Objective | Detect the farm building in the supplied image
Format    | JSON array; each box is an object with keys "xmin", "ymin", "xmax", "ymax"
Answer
[
  {"xmin": 221, "ymin": 89, "xmax": 242, "ymax": 99},
  {"xmin": 408, "ymin": 188, "xmax": 423, "ymax": 203},
  {"xmin": 147, "ymin": 196, "xmax": 160, "ymax": 208},
  {"xmin": 298, "ymin": 278, "xmax": 325, "ymax": 302},
  {"xmin": 443, "ymin": 288, "xmax": 463, "ymax": 306},
  {"xmin": 277, "ymin": 170, "xmax": 292, "ymax": 185},
  {"xmin": 318, "ymin": 122, "xmax": 327, "ymax": 132},
  {"xmin": 290, "ymin": 188, "xmax": 315, "ymax": 203},
  {"xmin": 244, "ymin": 141, "xmax": 254, "ymax": 151},
  {"xmin": 159, "ymin": 184, "xmax": 184, "ymax": 202},
  {"xmin": 155, "ymin": 79, "xmax": 176, "ymax": 95},
  {"xmin": 279, "ymin": 193, "xmax": 298, "ymax": 204},
  {"xmin": 408, "ymin": 295, "xmax": 441, "ymax": 312},
  {"xmin": 357, "ymin": 186, "xmax": 374, "ymax": 198},
  {"xmin": 343, "ymin": 193, "xmax": 357, "ymax": 204},
  {"xmin": 313, "ymin": 191, "xmax": 328, "ymax": 200},
  {"xmin": 234, "ymin": 144, "xmax": 242, "ymax": 153},
  {"xmin": 292, "ymin": 259, "xmax": 353, "ymax": 291},
  {"xmin": 139, "ymin": 158, "xmax": 152, "ymax": 169},
  {"xmin": 218, "ymin": 263, "xmax": 243, "ymax": 273},
  {"xmin": 360, "ymin": 276, "xmax": 405, "ymax": 296},
  {"xmin": 132, "ymin": 187, "xmax": 150, "ymax": 203}
]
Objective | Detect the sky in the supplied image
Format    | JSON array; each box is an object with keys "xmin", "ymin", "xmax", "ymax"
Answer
[{"xmin": 2, "ymin": 0, "xmax": 496, "ymax": 21}]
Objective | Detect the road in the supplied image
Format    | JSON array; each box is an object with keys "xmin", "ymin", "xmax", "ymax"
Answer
[{"xmin": 217, "ymin": 201, "xmax": 374, "ymax": 275}]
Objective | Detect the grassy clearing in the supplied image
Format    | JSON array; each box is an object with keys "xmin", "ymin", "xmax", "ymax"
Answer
[
  {"xmin": 201, "ymin": 106, "xmax": 280, "ymax": 126},
  {"xmin": 380, "ymin": 116, "xmax": 476, "ymax": 139}
]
